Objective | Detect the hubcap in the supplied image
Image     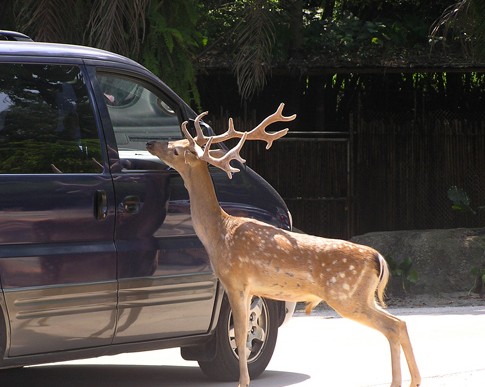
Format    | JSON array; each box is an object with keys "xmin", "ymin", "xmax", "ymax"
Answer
[{"xmin": 228, "ymin": 296, "xmax": 269, "ymax": 363}]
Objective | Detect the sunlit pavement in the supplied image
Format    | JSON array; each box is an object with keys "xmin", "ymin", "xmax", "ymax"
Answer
[{"xmin": 2, "ymin": 305, "xmax": 484, "ymax": 386}]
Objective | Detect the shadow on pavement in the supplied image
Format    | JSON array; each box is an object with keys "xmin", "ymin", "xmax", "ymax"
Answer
[{"xmin": 1, "ymin": 364, "xmax": 310, "ymax": 387}]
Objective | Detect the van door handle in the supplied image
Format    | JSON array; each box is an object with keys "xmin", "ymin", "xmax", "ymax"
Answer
[
  {"xmin": 122, "ymin": 195, "xmax": 141, "ymax": 214},
  {"xmin": 94, "ymin": 190, "xmax": 108, "ymax": 220}
]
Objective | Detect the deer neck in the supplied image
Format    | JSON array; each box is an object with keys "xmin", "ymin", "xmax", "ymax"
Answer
[{"xmin": 181, "ymin": 163, "xmax": 227, "ymax": 247}]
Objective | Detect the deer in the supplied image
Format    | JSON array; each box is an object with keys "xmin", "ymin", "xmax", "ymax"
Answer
[{"xmin": 146, "ymin": 103, "xmax": 421, "ymax": 387}]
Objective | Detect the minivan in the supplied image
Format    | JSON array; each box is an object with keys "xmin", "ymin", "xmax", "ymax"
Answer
[{"xmin": 0, "ymin": 36, "xmax": 295, "ymax": 381}]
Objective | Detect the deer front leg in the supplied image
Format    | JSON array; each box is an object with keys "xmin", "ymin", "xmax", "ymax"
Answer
[{"xmin": 226, "ymin": 289, "xmax": 251, "ymax": 387}]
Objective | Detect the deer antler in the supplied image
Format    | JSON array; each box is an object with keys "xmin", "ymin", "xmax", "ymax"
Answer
[
  {"xmin": 191, "ymin": 103, "xmax": 296, "ymax": 149},
  {"xmin": 181, "ymin": 103, "xmax": 295, "ymax": 179},
  {"xmin": 182, "ymin": 122, "xmax": 248, "ymax": 179}
]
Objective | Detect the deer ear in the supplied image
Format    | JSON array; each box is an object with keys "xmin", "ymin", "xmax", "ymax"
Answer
[
  {"xmin": 184, "ymin": 149, "xmax": 199, "ymax": 165},
  {"xmin": 173, "ymin": 145, "xmax": 184, "ymax": 156}
]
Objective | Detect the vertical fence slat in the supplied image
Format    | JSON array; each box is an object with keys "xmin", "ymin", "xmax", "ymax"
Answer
[{"xmin": 209, "ymin": 111, "xmax": 485, "ymax": 239}]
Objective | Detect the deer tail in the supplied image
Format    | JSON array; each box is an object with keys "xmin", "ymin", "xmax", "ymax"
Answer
[{"xmin": 376, "ymin": 253, "xmax": 389, "ymax": 308}]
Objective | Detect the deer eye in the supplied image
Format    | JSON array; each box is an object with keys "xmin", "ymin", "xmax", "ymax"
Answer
[{"xmin": 173, "ymin": 148, "xmax": 179, "ymax": 156}]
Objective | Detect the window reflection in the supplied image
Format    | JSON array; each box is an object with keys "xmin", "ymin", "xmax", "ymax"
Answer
[
  {"xmin": 97, "ymin": 73, "xmax": 181, "ymax": 153},
  {"xmin": 0, "ymin": 64, "xmax": 102, "ymax": 174}
]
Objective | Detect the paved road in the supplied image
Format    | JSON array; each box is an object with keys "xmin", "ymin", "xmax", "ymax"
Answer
[{"xmin": 2, "ymin": 305, "xmax": 484, "ymax": 386}]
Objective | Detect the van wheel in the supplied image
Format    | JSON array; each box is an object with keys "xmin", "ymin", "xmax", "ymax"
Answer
[{"xmin": 198, "ymin": 295, "xmax": 278, "ymax": 381}]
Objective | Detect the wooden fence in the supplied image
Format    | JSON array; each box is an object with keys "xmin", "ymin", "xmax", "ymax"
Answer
[
  {"xmin": 353, "ymin": 111, "xmax": 485, "ymax": 236},
  {"xmin": 211, "ymin": 111, "xmax": 485, "ymax": 239}
]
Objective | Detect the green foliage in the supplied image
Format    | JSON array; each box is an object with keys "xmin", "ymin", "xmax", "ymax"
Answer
[
  {"xmin": 8, "ymin": 0, "xmax": 201, "ymax": 107},
  {"xmin": 447, "ymin": 186, "xmax": 485, "ymax": 215},
  {"xmin": 302, "ymin": 5, "xmax": 434, "ymax": 60},
  {"xmin": 5, "ymin": 0, "xmax": 484, "ymax": 103},
  {"xmin": 199, "ymin": 0, "xmax": 453, "ymax": 101},
  {"xmin": 323, "ymin": 12, "xmax": 390, "ymax": 48},
  {"xmin": 141, "ymin": 1, "xmax": 202, "ymax": 107},
  {"xmin": 447, "ymin": 186, "xmax": 485, "ymax": 296},
  {"xmin": 469, "ymin": 267, "xmax": 485, "ymax": 295},
  {"xmin": 199, "ymin": 0, "xmax": 282, "ymax": 100},
  {"xmin": 385, "ymin": 256, "xmax": 419, "ymax": 293}
]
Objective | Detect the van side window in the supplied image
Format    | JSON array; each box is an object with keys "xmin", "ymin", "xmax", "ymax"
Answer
[
  {"xmin": 97, "ymin": 73, "xmax": 181, "ymax": 170},
  {"xmin": 0, "ymin": 63, "xmax": 103, "ymax": 174}
]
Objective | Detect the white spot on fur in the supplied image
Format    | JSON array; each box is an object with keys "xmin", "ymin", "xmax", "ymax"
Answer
[
  {"xmin": 339, "ymin": 272, "xmax": 346, "ymax": 278},
  {"xmin": 343, "ymin": 283, "xmax": 350, "ymax": 291}
]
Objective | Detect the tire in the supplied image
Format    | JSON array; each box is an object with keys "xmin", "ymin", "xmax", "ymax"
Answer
[{"xmin": 198, "ymin": 295, "xmax": 279, "ymax": 382}]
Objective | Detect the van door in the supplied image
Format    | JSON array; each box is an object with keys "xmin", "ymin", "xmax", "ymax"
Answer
[
  {"xmin": 0, "ymin": 62, "xmax": 117, "ymax": 356},
  {"xmin": 92, "ymin": 70, "xmax": 217, "ymax": 343}
]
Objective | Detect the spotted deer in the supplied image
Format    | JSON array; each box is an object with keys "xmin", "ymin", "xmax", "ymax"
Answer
[{"xmin": 146, "ymin": 103, "xmax": 421, "ymax": 387}]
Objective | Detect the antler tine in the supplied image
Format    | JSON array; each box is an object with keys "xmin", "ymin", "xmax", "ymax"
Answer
[
  {"xmin": 193, "ymin": 111, "xmax": 210, "ymax": 145},
  {"xmin": 246, "ymin": 103, "xmax": 296, "ymax": 149},
  {"xmin": 181, "ymin": 121, "xmax": 197, "ymax": 148},
  {"xmin": 207, "ymin": 103, "xmax": 295, "ymax": 149},
  {"xmin": 181, "ymin": 117, "xmax": 246, "ymax": 179},
  {"xmin": 201, "ymin": 116, "xmax": 244, "ymax": 145},
  {"xmin": 199, "ymin": 133, "xmax": 248, "ymax": 179}
]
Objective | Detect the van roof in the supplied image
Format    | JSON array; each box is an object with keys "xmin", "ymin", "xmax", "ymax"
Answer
[
  {"xmin": 0, "ymin": 41, "xmax": 141, "ymax": 67},
  {"xmin": 0, "ymin": 30, "xmax": 33, "ymax": 41}
]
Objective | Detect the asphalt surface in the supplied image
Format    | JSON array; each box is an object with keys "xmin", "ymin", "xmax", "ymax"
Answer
[{"xmin": 1, "ymin": 305, "xmax": 484, "ymax": 386}]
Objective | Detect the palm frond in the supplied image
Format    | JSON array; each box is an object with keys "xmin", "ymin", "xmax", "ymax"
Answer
[
  {"xmin": 233, "ymin": 0, "xmax": 276, "ymax": 100},
  {"xmin": 86, "ymin": 0, "xmax": 149, "ymax": 58},
  {"xmin": 430, "ymin": 0, "xmax": 485, "ymax": 60},
  {"xmin": 14, "ymin": 0, "xmax": 78, "ymax": 43}
]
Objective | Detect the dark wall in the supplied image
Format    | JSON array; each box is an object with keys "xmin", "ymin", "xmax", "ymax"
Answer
[{"xmin": 197, "ymin": 70, "xmax": 485, "ymax": 238}]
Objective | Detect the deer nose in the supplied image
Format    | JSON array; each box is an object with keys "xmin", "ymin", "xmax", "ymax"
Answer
[
  {"xmin": 146, "ymin": 140, "xmax": 169, "ymax": 153},
  {"xmin": 146, "ymin": 140, "xmax": 160, "ymax": 152}
]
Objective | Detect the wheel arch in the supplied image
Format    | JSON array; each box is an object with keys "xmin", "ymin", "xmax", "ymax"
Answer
[
  {"xmin": 182, "ymin": 292, "xmax": 285, "ymax": 362},
  {"xmin": 0, "ymin": 286, "xmax": 9, "ymax": 363}
]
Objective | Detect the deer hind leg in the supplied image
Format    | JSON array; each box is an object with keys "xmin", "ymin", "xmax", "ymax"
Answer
[
  {"xmin": 226, "ymin": 290, "xmax": 251, "ymax": 387},
  {"xmin": 328, "ymin": 300, "xmax": 421, "ymax": 387}
]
